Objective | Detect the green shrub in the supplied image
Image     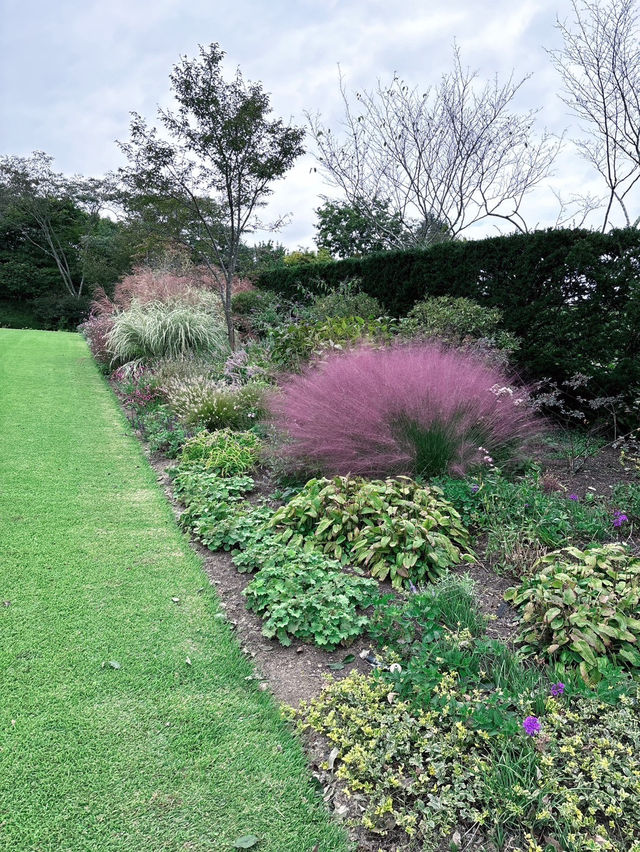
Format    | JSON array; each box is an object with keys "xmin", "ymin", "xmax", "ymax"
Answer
[
  {"xmin": 230, "ymin": 289, "xmax": 263, "ymax": 315},
  {"xmin": 399, "ymin": 295, "xmax": 519, "ymax": 352},
  {"xmin": 505, "ymin": 544, "xmax": 640, "ymax": 682},
  {"xmin": 267, "ymin": 316, "xmax": 395, "ymax": 371},
  {"xmin": 167, "ymin": 376, "xmax": 267, "ymax": 429},
  {"xmin": 107, "ymin": 300, "xmax": 229, "ymax": 364},
  {"xmin": 305, "ymin": 279, "xmax": 383, "ymax": 321},
  {"xmin": 244, "ymin": 555, "xmax": 380, "ymax": 649},
  {"xmin": 180, "ymin": 429, "xmax": 261, "ymax": 476},
  {"xmin": 136, "ymin": 406, "xmax": 198, "ymax": 457},
  {"xmin": 270, "ymin": 476, "xmax": 473, "ymax": 588}
]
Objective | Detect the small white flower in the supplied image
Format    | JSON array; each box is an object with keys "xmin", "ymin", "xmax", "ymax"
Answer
[{"xmin": 389, "ymin": 663, "xmax": 402, "ymax": 674}]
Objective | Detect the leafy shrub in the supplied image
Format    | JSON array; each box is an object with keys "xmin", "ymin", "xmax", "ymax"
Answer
[
  {"xmin": 166, "ymin": 376, "xmax": 267, "ymax": 429},
  {"xmin": 305, "ymin": 280, "xmax": 383, "ymax": 321},
  {"xmin": 505, "ymin": 544, "xmax": 640, "ymax": 682},
  {"xmin": 271, "ymin": 343, "xmax": 542, "ymax": 478},
  {"xmin": 297, "ymin": 669, "xmax": 640, "ymax": 849},
  {"xmin": 180, "ymin": 429, "xmax": 261, "ymax": 476},
  {"xmin": 230, "ymin": 289, "xmax": 262, "ymax": 315},
  {"xmin": 107, "ymin": 300, "xmax": 229, "ymax": 364},
  {"xmin": 136, "ymin": 406, "xmax": 197, "ymax": 457},
  {"xmin": 172, "ymin": 467, "xmax": 254, "ymax": 507},
  {"xmin": 399, "ymin": 295, "xmax": 519, "ymax": 352},
  {"xmin": 267, "ymin": 316, "xmax": 395, "ymax": 371},
  {"xmin": 270, "ymin": 476, "xmax": 473, "ymax": 588},
  {"xmin": 244, "ymin": 555, "xmax": 380, "ymax": 649}
]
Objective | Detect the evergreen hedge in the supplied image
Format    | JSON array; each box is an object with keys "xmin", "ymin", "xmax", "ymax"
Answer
[{"xmin": 257, "ymin": 228, "xmax": 640, "ymax": 403}]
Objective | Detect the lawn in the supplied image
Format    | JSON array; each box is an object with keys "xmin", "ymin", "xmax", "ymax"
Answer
[{"xmin": 0, "ymin": 329, "xmax": 349, "ymax": 852}]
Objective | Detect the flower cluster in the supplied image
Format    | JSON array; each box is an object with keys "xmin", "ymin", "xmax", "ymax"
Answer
[{"xmin": 613, "ymin": 509, "xmax": 629, "ymax": 528}]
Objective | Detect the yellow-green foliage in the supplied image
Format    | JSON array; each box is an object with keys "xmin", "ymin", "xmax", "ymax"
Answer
[
  {"xmin": 297, "ymin": 671, "xmax": 640, "ymax": 851},
  {"xmin": 180, "ymin": 429, "xmax": 261, "ymax": 476}
]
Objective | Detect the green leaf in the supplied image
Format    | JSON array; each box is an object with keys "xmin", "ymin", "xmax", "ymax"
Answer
[{"xmin": 233, "ymin": 836, "xmax": 260, "ymax": 849}]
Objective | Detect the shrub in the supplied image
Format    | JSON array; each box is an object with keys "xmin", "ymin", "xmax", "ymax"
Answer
[
  {"xmin": 79, "ymin": 312, "xmax": 116, "ymax": 366},
  {"xmin": 505, "ymin": 544, "xmax": 640, "ymax": 682},
  {"xmin": 136, "ymin": 406, "xmax": 197, "ymax": 457},
  {"xmin": 231, "ymin": 289, "xmax": 262, "ymax": 315},
  {"xmin": 270, "ymin": 476, "xmax": 473, "ymax": 588},
  {"xmin": 305, "ymin": 279, "xmax": 383, "ymax": 321},
  {"xmin": 271, "ymin": 343, "xmax": 542, "ymax": 478},
  {"xmin": 180, "ymin": 429, "xmax": 261, "ymax": 476},
  {"xmin": 267, "ymin": 316, "xmax": 395, "ymax": 371},
  {"xmin": 107, "ymin": 300, "xmax": 229, "ymax": 364},
  {"xmin": 399, "ymin": 295, "xmax": 519, "ymax": 352},
  {"xmin": 244, "ymin": 554, "xmax": 380, "ymax": 649}
]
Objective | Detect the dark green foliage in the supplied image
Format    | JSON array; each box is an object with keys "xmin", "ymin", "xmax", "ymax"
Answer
[
  {"xmin": 399, "ymin": 295, "xmax": 519, "ymax": 351},
  {"xmin": 257, "ymin": 228, "xmax": 640, "ymax": 404}
]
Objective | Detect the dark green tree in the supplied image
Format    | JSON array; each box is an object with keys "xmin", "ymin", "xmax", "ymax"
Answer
[
  {"xmin": 118, "ymin": 43, "xmax": 305, "ymax": 347},
  {"xmin": 315, "ymin": 198, "xmax": 451, "ymax": 257}
]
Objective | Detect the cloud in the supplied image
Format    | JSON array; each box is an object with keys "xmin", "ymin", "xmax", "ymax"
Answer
[{"xmin": 2, "ymin": 0, "xmax": 637, "ymax": 248}]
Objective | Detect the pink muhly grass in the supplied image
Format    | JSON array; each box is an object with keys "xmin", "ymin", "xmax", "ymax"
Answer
[{"xmin": 270, "ymin": 343, "xmax": 542, "ymax": 478}]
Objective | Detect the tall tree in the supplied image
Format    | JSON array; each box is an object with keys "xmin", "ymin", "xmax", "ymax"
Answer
[
  {"xmin": 308, "ymin": 48, "xmax": 560, "ymax": 240},
  {"xmin": 118, "ymin": 43, "xmax": 305, "ymax": 348},
  {"xmin": 0, "ymin": 152, "xmax": 106, "ymax": 299},
  {"xmin": 548, "ymin": 0, "xmax": 640, "ymax": 229}
]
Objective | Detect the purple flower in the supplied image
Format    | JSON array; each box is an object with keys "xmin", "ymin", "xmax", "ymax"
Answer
[
  {"xmin": 522, "ymin": 716, "xmax": 541, "ymax": 736},
  {"xmin": 470, "ymin": 484, "xmax": 480, "ymax": 494},
  {"xmin": 408, "ymin": 580, "xmax": 418, "ymax": 594},
  {"xmin": 550, "ymin": 682, "xmax": 565, "ymax": 698},
  {"xmin": 568, "ymin": 494, "xmax": 579, "ymax": 501},
  {"xmin": 613, "ymin": 510, "xmax": 629, "ymax": 528}
]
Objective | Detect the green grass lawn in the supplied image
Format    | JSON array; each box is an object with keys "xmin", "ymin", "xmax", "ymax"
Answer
[{"xmin": 0, "ymin": 329, "xmax": 349, "ymax": 852}]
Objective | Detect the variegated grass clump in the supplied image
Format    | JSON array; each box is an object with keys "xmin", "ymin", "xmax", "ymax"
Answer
[
  {"xmin": 166, "ymin": 374, "xmax": 267, "ymax": 430},
  {"xmin": 106, "ymin": 300, "xmax": 229, "ymax": 365}
]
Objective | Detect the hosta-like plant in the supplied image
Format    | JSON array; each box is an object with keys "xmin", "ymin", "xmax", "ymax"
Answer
[
  {"xmin": 505, "ymin": 544, "xmax": 640, "ymax": 682},
  {"xmin": 270, "ymin": 476, "xmax": 473, "ymax": 588}
]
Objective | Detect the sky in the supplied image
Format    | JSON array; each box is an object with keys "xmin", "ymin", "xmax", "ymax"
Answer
[{"xmin": 1, "ymin": 0, "xmax": 636, "ymax": 249}]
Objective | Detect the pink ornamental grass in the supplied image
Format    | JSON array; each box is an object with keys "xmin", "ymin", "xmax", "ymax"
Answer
[{"xmin": 271, "ymin": 343, "xmax": 542, "ymax": 478}]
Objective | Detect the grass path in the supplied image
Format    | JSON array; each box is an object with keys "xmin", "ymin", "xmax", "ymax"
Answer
[{"xmin": 0, "ymin": 330, "xmax": 349, "ymax": 852}]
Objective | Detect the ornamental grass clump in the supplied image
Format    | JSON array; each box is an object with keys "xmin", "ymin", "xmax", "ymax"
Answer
[
  {"xmin": 271, "ymin": 343, "xmax": 542, "ymax": 478},
  {"xmin": 179, "ymin": 429, "xmax": 261, "ymax": 476}
]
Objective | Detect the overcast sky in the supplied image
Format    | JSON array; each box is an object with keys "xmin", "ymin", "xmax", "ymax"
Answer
[{"xmin": 1, "ymin": 0, "xmax": 636, "ymax": 249}]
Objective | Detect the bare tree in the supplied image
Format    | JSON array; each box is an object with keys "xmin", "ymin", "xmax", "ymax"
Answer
[
  {"xmin": 0, "ymin": 152, "xmax": 104, "ymax": 299},
  {"xmin": 307, "ymin": 47, "xmax": 560, "ymax": 242},
  {"xmin": 548, "ymin": 0, "xmax": 640, "ymax": 230},
  {"xmin": 118, "ymin": 43, "xmax": 305, "ymax": 348}
]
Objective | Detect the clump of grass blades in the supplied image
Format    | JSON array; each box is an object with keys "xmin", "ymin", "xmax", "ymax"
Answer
[{"xmin": 107, "ymin": 300, "xmax": 229, "ymax": 364}]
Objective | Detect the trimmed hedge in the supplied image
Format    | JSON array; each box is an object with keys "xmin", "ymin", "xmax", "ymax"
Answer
[{"xmin": 257, "ymin": 228, "xmax": 640, "ymax": 401}]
